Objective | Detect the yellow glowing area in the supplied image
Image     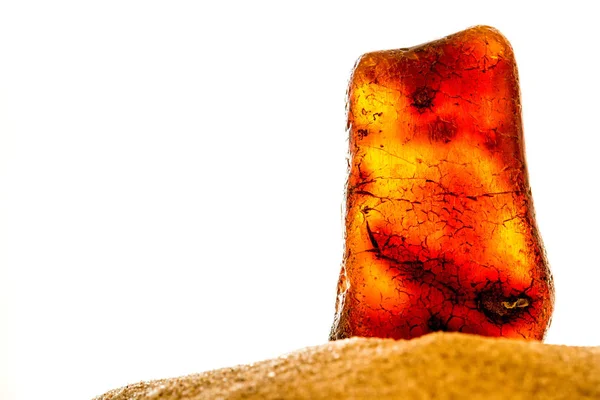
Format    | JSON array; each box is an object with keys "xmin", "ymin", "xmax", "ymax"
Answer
[
  {"xmin": 351, "ymin": 82, "xmax": 403, "ymax": 128},
  {"xmin": 357, "ymin": 252, "xmax": 408, "ymax": 311},
  {"xmin": 348, "ymin": 137, "xmax": 534, "ymax": 287}
]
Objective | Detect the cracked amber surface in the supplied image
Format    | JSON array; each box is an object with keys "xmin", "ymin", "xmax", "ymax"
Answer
[{"xmin": 330, "ymin": 26, "xmax": 554, "ymax": 341}]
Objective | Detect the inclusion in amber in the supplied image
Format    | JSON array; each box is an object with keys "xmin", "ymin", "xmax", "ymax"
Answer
[{"xmin": 330, "ymin": 26, "xmax": 554, "ymax": 341}]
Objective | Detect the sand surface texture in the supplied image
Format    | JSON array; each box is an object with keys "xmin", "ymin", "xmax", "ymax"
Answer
[{"xmin": 95, "ymin": 332, "xmax": 600, "ymax": 400}]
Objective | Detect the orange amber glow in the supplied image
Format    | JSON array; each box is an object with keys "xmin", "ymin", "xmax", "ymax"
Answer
[{"xmin": 330, "ymin": 26, "xmax": 554, "ymax": 341}]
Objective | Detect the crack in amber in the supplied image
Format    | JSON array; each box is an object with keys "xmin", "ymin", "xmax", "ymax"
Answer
[{"xmin": 330, "ymin": 26, "xmax": 554, "ymax": 341}]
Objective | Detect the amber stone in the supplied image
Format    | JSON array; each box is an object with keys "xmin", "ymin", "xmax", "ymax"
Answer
[{"xmin": 330, "ymin": 26, "xmax": 554, "ymax": 341}]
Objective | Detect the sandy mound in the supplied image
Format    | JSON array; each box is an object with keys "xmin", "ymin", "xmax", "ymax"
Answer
[{"xmin": 95, "ymin": 332, "xmax": 600, "ymax": 400}]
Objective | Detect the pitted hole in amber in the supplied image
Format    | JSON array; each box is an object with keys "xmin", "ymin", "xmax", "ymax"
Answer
[{"xmin": 330, "ymin": 26, "xmax": 554, "ymax": 342}]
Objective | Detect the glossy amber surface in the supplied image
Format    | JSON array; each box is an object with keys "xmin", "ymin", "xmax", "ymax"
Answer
[{"xmin": 330, "ymin": 26, "xmax": 554, "ymax": 341}]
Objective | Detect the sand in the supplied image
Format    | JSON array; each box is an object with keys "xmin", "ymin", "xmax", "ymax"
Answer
[{"xmin": 94, "ymin": 332, "xmax": 600, "ymax": 400}]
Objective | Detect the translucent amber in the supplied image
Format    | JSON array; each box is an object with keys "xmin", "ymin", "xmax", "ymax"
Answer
[{"xmin": 330, "ymin": 26, "xmax": 554, "ymax": 341}]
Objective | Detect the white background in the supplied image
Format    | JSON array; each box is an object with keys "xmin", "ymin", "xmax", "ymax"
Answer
[{"xmin": 0, "ymin": 1, "xmax": 598, "ymax": 399}]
